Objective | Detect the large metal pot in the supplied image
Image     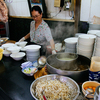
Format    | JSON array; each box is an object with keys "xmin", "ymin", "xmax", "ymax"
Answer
[{"xmin": 46, "ymin": 53, "xmax": 91, "ymax": 83}]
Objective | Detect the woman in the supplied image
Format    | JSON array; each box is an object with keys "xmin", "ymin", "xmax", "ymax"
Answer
[{"xmin": 19, "ymin": 5, "xmax": 56, "ymax": 55}]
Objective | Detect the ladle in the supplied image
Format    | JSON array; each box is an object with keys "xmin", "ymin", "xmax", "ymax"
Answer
[
  {"xmin": 84, "ymin": 88, "xmax": 94, "ymax": 98},
  {"xmin": 37, "ymin": 56, "xmax": 46, "ymax": 69}
]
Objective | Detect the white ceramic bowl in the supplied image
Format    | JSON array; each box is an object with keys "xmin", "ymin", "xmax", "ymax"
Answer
[
  {"xmin": 2, "ymin": 43, "xmax": 16, "ymax": 50},
  {"xmin": 77, "ymin": 44, "xmax": 93, "ymax": 51},
  {"xmin": 65, "ymin": 48, "xmax": 76, "ymax": 53},
  {"xmin": 82, "ymin": 81, "xmax": 100, "ymax": 99},
  {"xmin": 26, "ymin": 55, "xmax": 39, "ymax": 62},
  {"xmin": 89, "ymin": 23, "xmax": 100, "ymax": 30},
  {"xmin": 94, "ymin": 48, "xmax": 100, "ymax": 56},
  {"xmin": 3, "ymin": 50, "xmax": 11, "ymax": 57},
  {"xmin": 7, "ymin": 46, "xmax": 21, "ymax": 54},
  {"xmin": 87, "ymin": 30, "xmax": 100, "ymax": 35},
  {"xmin": 10, "ymin": 52, "xmax": 25, "ymax": 61},
  {"xmin": 64, "ymin": 37, "xmax": 78, "ymax": 44},
  {"xmin": 77, "ymin": 47, "xmax": 93, "ymax": 58},
  {"xmin": 15, "ymin": 41, "xmax": 28, "ymax": 48},
  {"xmin": 75, "ymin": 33, "xmax": 86, "ymax": 37},
  {"xmin": 24, "ymin": 45, "xmax": 41, "ymax": 52},
  {"xmin": 78, "ymin": 34, "xmax": 96, "ymax": 45}
]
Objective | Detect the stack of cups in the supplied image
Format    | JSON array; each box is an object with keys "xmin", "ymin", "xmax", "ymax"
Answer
[
  {"xmin": 93, "ymin": 32, "xmax": 100, "ymax": 56},
  {"xmin": 77, "ymin": 34, "xmax": 96, "ymax": 59},
  {"xmin": 64, "ymin": 37, "xmax": 78, "ymax": 53}
]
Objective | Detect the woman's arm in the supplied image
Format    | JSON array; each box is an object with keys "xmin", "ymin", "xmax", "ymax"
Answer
[
  {"xmin": 19, "ymin": 33, "xmax": 30, "ymax": 42},
  {"xmin": 24, "ymin": 33, "xmax": 30, "ymax": 40},
  {"xmin": 50, "ymin": 39, "xmax": 56, "ymax": 54},
  {"xmin": 50, "ymin": 39, "xmax": 55, "ymax": 50}
]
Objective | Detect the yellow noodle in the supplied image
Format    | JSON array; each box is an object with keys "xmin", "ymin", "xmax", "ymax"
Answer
[{"xmin": 34, "ymin": 79, "xmax": 77, "ymax": 100}]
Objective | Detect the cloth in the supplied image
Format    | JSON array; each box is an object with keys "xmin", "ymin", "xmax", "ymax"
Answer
[
  {"xmin": 34, "ymin": 65, "xmax": 47, "ymax": 79},
  {"xmin": 0, "ymin": 0, "xmax": 8, "ymax": 23},
  {"xmin": 30, "ymin": 20, "xmax": 53, "ymax": 46}
]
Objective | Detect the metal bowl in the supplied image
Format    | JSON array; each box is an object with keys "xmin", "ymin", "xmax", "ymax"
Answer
[
  {"xmin": 46, "ymin": 53, "xmax": 91, "ymax": 83},
  {"xmin": 30, "ymin": 74, "xmax": 80, "ymax": 100},
  {"xmin": 56, "ymin": 53, "xmax": 78, "ymax": 70}
]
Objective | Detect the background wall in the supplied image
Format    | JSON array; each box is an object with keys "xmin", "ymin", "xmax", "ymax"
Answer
[
  {"xmin": 80, "ymin": 0, "xmax": 100, "ymax": 21},
  {"xmin": 5, "ymin": 0, "xmax": 30, "ymax": 17},
  {"xmin": 5, "ymin": 0, "xmax": 100, "ymax": 21},
  {"xmin": 9, "ymin": 17, "xmax": 89, "ymax": 43}
]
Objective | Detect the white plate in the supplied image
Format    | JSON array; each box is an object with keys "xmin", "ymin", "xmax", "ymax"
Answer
[
  {"xmin": 64, "ymin": 37, "xmax": 78, "ymax": 44},
  {"xmin": 79, "ymin": 34, "xmax": 96, "ymax": 39},
  {"xmin": 24, "ymin": 45, "xmax": 41, "ymax": 51}
]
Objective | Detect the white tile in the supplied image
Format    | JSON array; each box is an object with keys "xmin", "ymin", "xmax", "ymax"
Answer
[
  {"xmin": 57, "ymin": 11, "xmax": 66, "ymax": 19},
  {"xmin": 8, "ymin": 2, "xmax": 17, "ymax": 16},
  {"xmin": 20, "ymin": 2, "xmax": 30, "ymax": 16}
]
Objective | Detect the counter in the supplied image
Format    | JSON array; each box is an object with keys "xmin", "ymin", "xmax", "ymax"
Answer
[{"xmin": 0, "ymin": 56, "xmax": 91, "ymax": 100}]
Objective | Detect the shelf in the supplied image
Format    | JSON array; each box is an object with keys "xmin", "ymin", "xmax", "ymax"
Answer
[{"xmin": 9, "ymin": 16, "xmax": 75, "ymax": 22}]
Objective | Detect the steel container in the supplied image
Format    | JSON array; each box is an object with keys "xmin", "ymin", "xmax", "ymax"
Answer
[
  {"xmin": 46, "ymin": 53, "xmax": 91, "ymax": 83},
  {"xmin": 30, "ymin": 74, "xmax": 80, "ymax": 100}
]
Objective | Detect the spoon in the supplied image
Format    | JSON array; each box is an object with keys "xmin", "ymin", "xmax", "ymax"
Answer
[
  {"xmin": 84, "ymin": 88, "xmax": 94, "ymax": 98},
  {"xmin": 37, "ymin": 56, "xmax": 46, "ymax": 69},
  {"xmin": 41, "ymin": 90, "xmax": 47, "ymax": 100}
]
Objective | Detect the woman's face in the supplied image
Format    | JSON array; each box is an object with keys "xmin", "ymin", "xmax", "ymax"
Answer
[{"xmin": 31, "ymin": 10, "xmax": 42, "ymax": 22}]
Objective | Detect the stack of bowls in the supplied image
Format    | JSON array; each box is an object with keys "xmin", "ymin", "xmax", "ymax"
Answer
[
  {"xmin": 77, "ymin": 34, "xmax": 96, "ymax": 59},
  {"xmin": 87, "ymin": 30, "xmax": 100, "ymax": 35},
  {"xmin": 89, "ymin": 23, "xmax": 100, "ymax": 30},
  {"xmin": 64, "ymin": 37, "xmax": 78, "ymax": 53},
  {"xmin": 93, "ymin": 32, "xmax": 100, "ymax": 56},
  {"xmin": 75, "ymin": 33, "xmax": 86, "ymax": 37},
  {"xmin": 24, "ymin": 45, "xmax": 41, "ymax": 62},
  {"xmin": 2, "ymin": 43, "xmax": 16, "ymax": 57}
]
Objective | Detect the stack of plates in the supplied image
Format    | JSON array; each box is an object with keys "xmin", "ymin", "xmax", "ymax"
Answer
[
  {"xmin": 24, "ymin": 45, "xmax": 41, "ymax": 62},
  {"xmin": 77, "ymin": 34, "xmax": 96, "ymax": 59},
  {"xmin": 64, "ymin": 37, "xmax": 78, "ymax": 53},
  {"xmin": 93, "ymin": 32, "xmax": 100, "ymax": 56}
]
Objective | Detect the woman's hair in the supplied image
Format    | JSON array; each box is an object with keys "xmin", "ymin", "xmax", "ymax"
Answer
[{"xmin": 31, "ymin": 5, "xmax": 42, "ymax": 14}]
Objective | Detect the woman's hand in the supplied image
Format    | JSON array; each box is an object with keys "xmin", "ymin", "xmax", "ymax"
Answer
[
  {"xmin": 19, "ymin": 37, "xmax": 25, "ymax": 42},
  {"xmin": 52, "ymin": 50, "xmax": 56, "ymax": 54}
]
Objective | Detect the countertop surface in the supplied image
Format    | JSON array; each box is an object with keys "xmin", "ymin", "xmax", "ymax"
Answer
[{"xmin": 0, "ymin": 56, "xmax": 92, "ymax": 100}]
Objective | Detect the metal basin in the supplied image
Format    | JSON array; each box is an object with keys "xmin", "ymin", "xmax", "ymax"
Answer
[
  {"xmin": 46, "ymin": 53, "xmax": 91, "ymax": 83},
  {"xmin": 30, "ymin": 74, "xmax": 80, "ymax": 100}
]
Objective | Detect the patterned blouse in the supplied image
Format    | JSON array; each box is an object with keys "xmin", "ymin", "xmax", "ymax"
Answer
[{"xmin": 30, "ymin": 20, "xmax": 53, "ymax": 45}]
